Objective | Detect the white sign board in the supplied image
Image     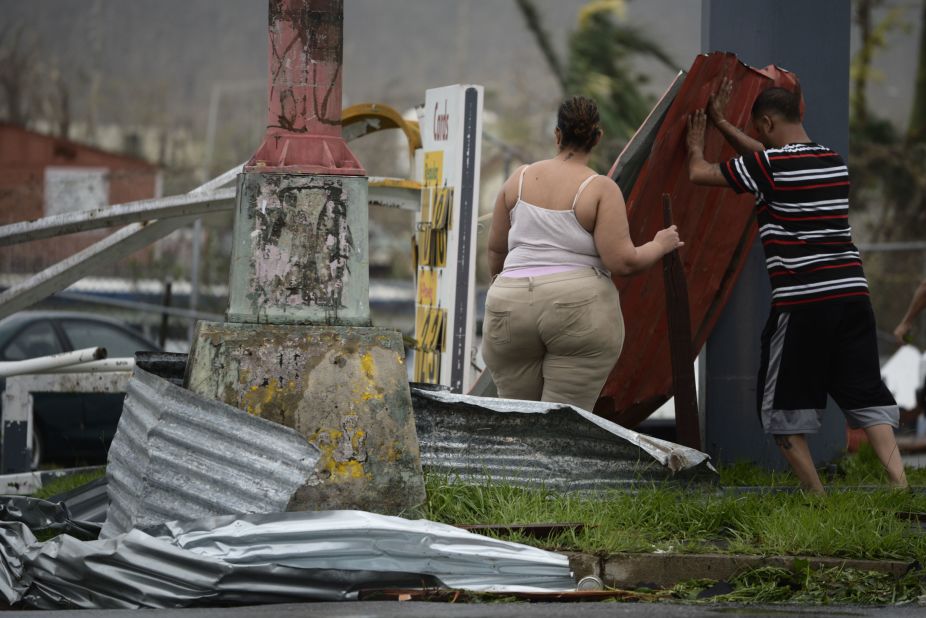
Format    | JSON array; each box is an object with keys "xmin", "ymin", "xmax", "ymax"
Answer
[
  {"xmin": 44, "ymin": 167, "xmax": 109, "ymax": 216},
  {"xmin": 412, "ymin": 84, "xmax": 483, "ymax": 393}
]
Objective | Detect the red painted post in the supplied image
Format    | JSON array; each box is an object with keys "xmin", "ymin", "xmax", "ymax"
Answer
[{"xmin": 246, "ymin": 0, "xmax": 364, "ymax": 175}]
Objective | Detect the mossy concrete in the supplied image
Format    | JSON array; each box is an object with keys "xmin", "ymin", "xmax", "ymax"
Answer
[{"xmin": 186, "ymin": 321, "xmax": 425, "ymax": 515}]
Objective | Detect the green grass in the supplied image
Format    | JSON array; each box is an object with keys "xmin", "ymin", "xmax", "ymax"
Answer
[
  {"xmin": 718, "ymin": 443, "xmax": 926, "ymax": 487},
  {"xmin": 423, "ymin": 464, "xmax": 926, "ymax": 560},
  {"xmin": 667, "ymin": 562, "xmax": 926, "ymax": 605},
  {"xmin": 31, "ymin": 468, "xmax": 105, "ymax": 501}
]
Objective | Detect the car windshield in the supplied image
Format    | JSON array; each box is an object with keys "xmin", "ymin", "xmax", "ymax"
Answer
[
  {"xmin": 1, "ymin": 320, "xmax": 64, "ymax": 361},
  {"xmin": 60, "ymin": 319, "xmax": 156, "ymax": 358}
]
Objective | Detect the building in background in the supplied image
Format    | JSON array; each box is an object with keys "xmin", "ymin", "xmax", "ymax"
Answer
[{"xmin": 0, "ymin": 122, "xmax": 161, "ymax": 274}]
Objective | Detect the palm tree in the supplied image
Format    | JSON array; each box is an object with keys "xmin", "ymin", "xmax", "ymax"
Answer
[{"xmin": 514, "ymin": 0, "xmax": 674, "ymax": 166}]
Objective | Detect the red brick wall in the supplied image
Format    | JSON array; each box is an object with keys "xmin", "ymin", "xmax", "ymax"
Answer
[{"xmin": 0, "ymin": 124, "xmax": 160, "ymax": 274}]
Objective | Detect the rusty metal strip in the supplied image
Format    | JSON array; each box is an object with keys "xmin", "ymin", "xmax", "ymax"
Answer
[
  {"xmin": 661, "ymin": 194, "xmax": 700, "ymax": 450},
  {"xmin": 455, "ymin": 522, "xmax": 587, "ymax": 539}
]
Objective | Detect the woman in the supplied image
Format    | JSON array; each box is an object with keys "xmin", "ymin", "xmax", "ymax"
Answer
[{"xmin": 483, "ymin": 96, "xmax": 682, "ymax": 412}]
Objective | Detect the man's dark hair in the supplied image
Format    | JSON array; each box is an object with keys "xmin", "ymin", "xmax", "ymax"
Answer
[
  {"xmin": 557, "ymin": 96, "xmax": 602, "ymax": 152},
  {"xmin": 751, "ymin": 86, "xmax": 802, "ymax": 123}
]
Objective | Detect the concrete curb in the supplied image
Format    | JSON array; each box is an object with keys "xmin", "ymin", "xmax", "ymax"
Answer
[{"xmin": 567, "ymin": 552, "xmax": 914, "ymax": 589}]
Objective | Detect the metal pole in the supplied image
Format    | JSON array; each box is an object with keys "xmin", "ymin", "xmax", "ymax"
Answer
[
  {"xmin": 159, "ymin": 278, "xmax": 173, "ymax": 348},
  {"xmin": 701, "ymin": 0, "xmax": 850, "ymax": 467}
]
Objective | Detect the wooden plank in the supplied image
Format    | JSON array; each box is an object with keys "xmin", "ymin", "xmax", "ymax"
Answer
[{"xmin": 661, "ymin": 194, "xmax": 700, "ymax": 450}]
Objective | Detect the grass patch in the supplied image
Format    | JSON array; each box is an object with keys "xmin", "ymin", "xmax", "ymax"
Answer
[
  {"xmin": 31, "ymin": 468, "xmax": 105, "ymax": 501},
  {"xmin": 668, "ymin": 562, "xmax": 926, "ymax": 605},
  {"xmin": 718, "ymin": 443, "xmax": 926, "ymax": 487},
  {"xmin": 423, "ymin": 474, "xmax": 926, "ymax": 560}
]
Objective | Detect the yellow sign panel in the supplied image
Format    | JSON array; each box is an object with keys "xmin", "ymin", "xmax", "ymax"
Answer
[
  {"xmin": 423, "ymin": 151, "xmax": 444, "ymax": 188},
  {"xmin": 431, "ymin": 187, "xmax": 453, "ymax": 230},
  {"xmin": 412, "ymin": 305, "xmax": 447, "ymax": 383},
  {"xmin": 417, "ymin": 268, "xmax": 438, "ymax": 306}
]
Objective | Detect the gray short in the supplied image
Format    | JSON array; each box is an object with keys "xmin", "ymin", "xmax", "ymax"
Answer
[{"xmin": 761, "ymin": 405, "xmax": 899, "ymax": 435}]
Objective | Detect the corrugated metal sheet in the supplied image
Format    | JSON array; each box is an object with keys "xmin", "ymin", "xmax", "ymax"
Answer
[
  {"xmin": 599, "ymin": 52, "xmax": 801, "ymax": 426},
  {"xmin": 412, "ymin": 387, "xmax": 712, "ymax": 490},
  {"xmin": 104, "ymin": 370, "xmax": 712, "ymax": 537},
  {"xmin": 48, "ymin": 476, "xmax": 109, "ymax": 524},
  {"xmin": 103, "ymin": 368, "xmax": 320, "ymax": 538},
  {"xmin": 0, "ymin": 503, "xmax": 574, "ymax": 609}
]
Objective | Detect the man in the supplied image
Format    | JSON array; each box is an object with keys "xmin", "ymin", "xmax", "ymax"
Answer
[
  {"xmin": 686, "ymin": 79, "xmax": 907, "ymax": 492},
  {"xmin": 894, "ymin": 279, "xmax": 926, "ymax": 345}
]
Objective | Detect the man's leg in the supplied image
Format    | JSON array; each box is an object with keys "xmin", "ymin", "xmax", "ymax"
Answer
[
  {"xmin": 773, "ymin": 434, "xmax": 824, "ymax": 493},
  {"xmin": 828, "ymin": 300, "xmax": 906, "ymax": 489},
  {"xmin": 758, "ymin": 308, "xmax": 827, "ymax": 491},
  {"xmin": 862, "ymin": 423, "xmax": 908, "ymax": 488}
]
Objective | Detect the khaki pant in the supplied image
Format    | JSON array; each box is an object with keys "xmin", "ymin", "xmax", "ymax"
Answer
[{"xmin": 482, "ymin": 268, "xmax": 624, "ymax": 412}]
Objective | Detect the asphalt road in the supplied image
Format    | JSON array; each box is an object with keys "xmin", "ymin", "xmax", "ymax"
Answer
[{"xmin": 7, "ymin": 602, "xmax": 925, "ymax": 617}]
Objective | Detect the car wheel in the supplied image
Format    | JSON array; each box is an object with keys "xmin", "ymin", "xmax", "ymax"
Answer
[{"xmin": 31, "ymin": 429, "xmax": 43, "ymax": 470}]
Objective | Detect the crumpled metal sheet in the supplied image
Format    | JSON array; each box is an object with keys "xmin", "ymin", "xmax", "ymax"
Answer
[
  {"xmin": 412, "ymin": 387, "xmax": 712, "ymax": 489},
  {"xmin": 0, "ymin": 502, "xmax": 573, "ymax": 609},
  {"xmin": 47, "ymin": 476, "xmax": 108, "ymax": 524},
  {"xmin": 103, "ymin": 368, "xmax": 320, "ymax": 538},
  {"xmin": 0, "ymin": 495, "xmax": 99, "ymax": 540}
]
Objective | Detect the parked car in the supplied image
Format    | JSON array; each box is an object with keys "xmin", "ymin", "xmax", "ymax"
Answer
[{"xmin": 0, "ymin": 311, "xmax": 161, "ymax": 468}]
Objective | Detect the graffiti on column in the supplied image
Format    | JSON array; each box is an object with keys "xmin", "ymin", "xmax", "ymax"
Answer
[
  {"xmin": 267, "ymin": 0, "xmax": 343, "ymax": 132},
  {"xmin": 249, "ymin": 177, "xmax": 353, "ymax": 320}
]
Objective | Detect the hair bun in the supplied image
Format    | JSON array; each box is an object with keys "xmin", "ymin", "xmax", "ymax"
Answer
[{"xmin": 557, "ymin": 96, "xmax": 601, "ymax": 152}]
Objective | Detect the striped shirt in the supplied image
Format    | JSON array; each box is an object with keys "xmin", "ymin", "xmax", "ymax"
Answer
[{"xmin": 719, "ymin": 143, "xmax": 868, "ymax": 309}]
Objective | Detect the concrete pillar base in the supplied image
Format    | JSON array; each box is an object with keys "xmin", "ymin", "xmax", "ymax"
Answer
[{"xmin": 185, "ymin": 321, "xmax": 425, "ymax": 514}]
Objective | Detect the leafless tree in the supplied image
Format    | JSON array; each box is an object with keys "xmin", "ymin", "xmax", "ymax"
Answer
[{"xmin": 0, "ymin": 21, "xmax": 39, "ymax": 127}]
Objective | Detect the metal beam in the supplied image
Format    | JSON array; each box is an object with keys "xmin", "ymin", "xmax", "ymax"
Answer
[
  {"xmin": 0, "ymin": 216, "xmax": 198, "ymax": 321},
  {"xmin": 368, "ymin": 177, "xmax": 422, "ymax": 211},
  {"xmin": 0, "ymin": 188, "xmax": 235, "ymax": 247},
  {"xmin": 190, "ymin": 163, "xmax": 244, "ymax": 195},
  {"xmin": 53, "ymin": 290, "xmax": 224, "ymax": 322}
]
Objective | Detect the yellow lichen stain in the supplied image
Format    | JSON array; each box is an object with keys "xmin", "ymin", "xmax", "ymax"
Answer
[
  {"xmin": 309, "ymin": 425, "xmax": 371, "ymax": 482},
  {"xmin": 351, "ymin": 429, "xmax": 365, "ymax": 452},
  {"xmin": 384, "ymin": 443, "xmax": 402, "ymax": 463},
  {"xmin": 332, "ymin": 459, "xmax": 366, "ymax": 479},
  {"xmin": 352, "ymin": 352, "xmax": 384, "ymax": 402},
  {"xmin": 360, "ymin": 353, "xmax": 376, "ymax": 380},
  {"xmin": 241, "ymin": 378, "xmax": 298, "ymax": 417}
]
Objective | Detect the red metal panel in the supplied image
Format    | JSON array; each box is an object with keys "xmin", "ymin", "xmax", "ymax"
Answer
[{"xmin": 595, "ymin": 52, "xmax": 800, "ymax": 426}]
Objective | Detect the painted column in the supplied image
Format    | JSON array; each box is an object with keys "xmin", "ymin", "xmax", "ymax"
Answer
[
  {"xmin": 185, "ymin": 0, "xmax": 425, "ymax": 515},
  {"xmin": 228, "ymin": 0, "xmax": 368, "ymax": 325},
  {"xmin": 701, "ymin": 0, "xmax": 850, "ymax": 467}
]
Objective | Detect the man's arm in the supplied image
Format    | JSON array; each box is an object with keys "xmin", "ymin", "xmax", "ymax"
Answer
[
  {"xmin": 687, "ymin": 110, "xmax": 729, "ymax": 187},
  {"xmin": 895, "ymin": 279, "xmax": 926, "ymax": 344},
  {"xmin": 708, "ymin": 77, "xmax": 765, "ymax": 156}
]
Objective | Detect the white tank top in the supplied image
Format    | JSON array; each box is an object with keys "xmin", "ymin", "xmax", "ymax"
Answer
[{"xmin": 502, "ymin": 165, "xmax": 609, "ymax": 276}]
